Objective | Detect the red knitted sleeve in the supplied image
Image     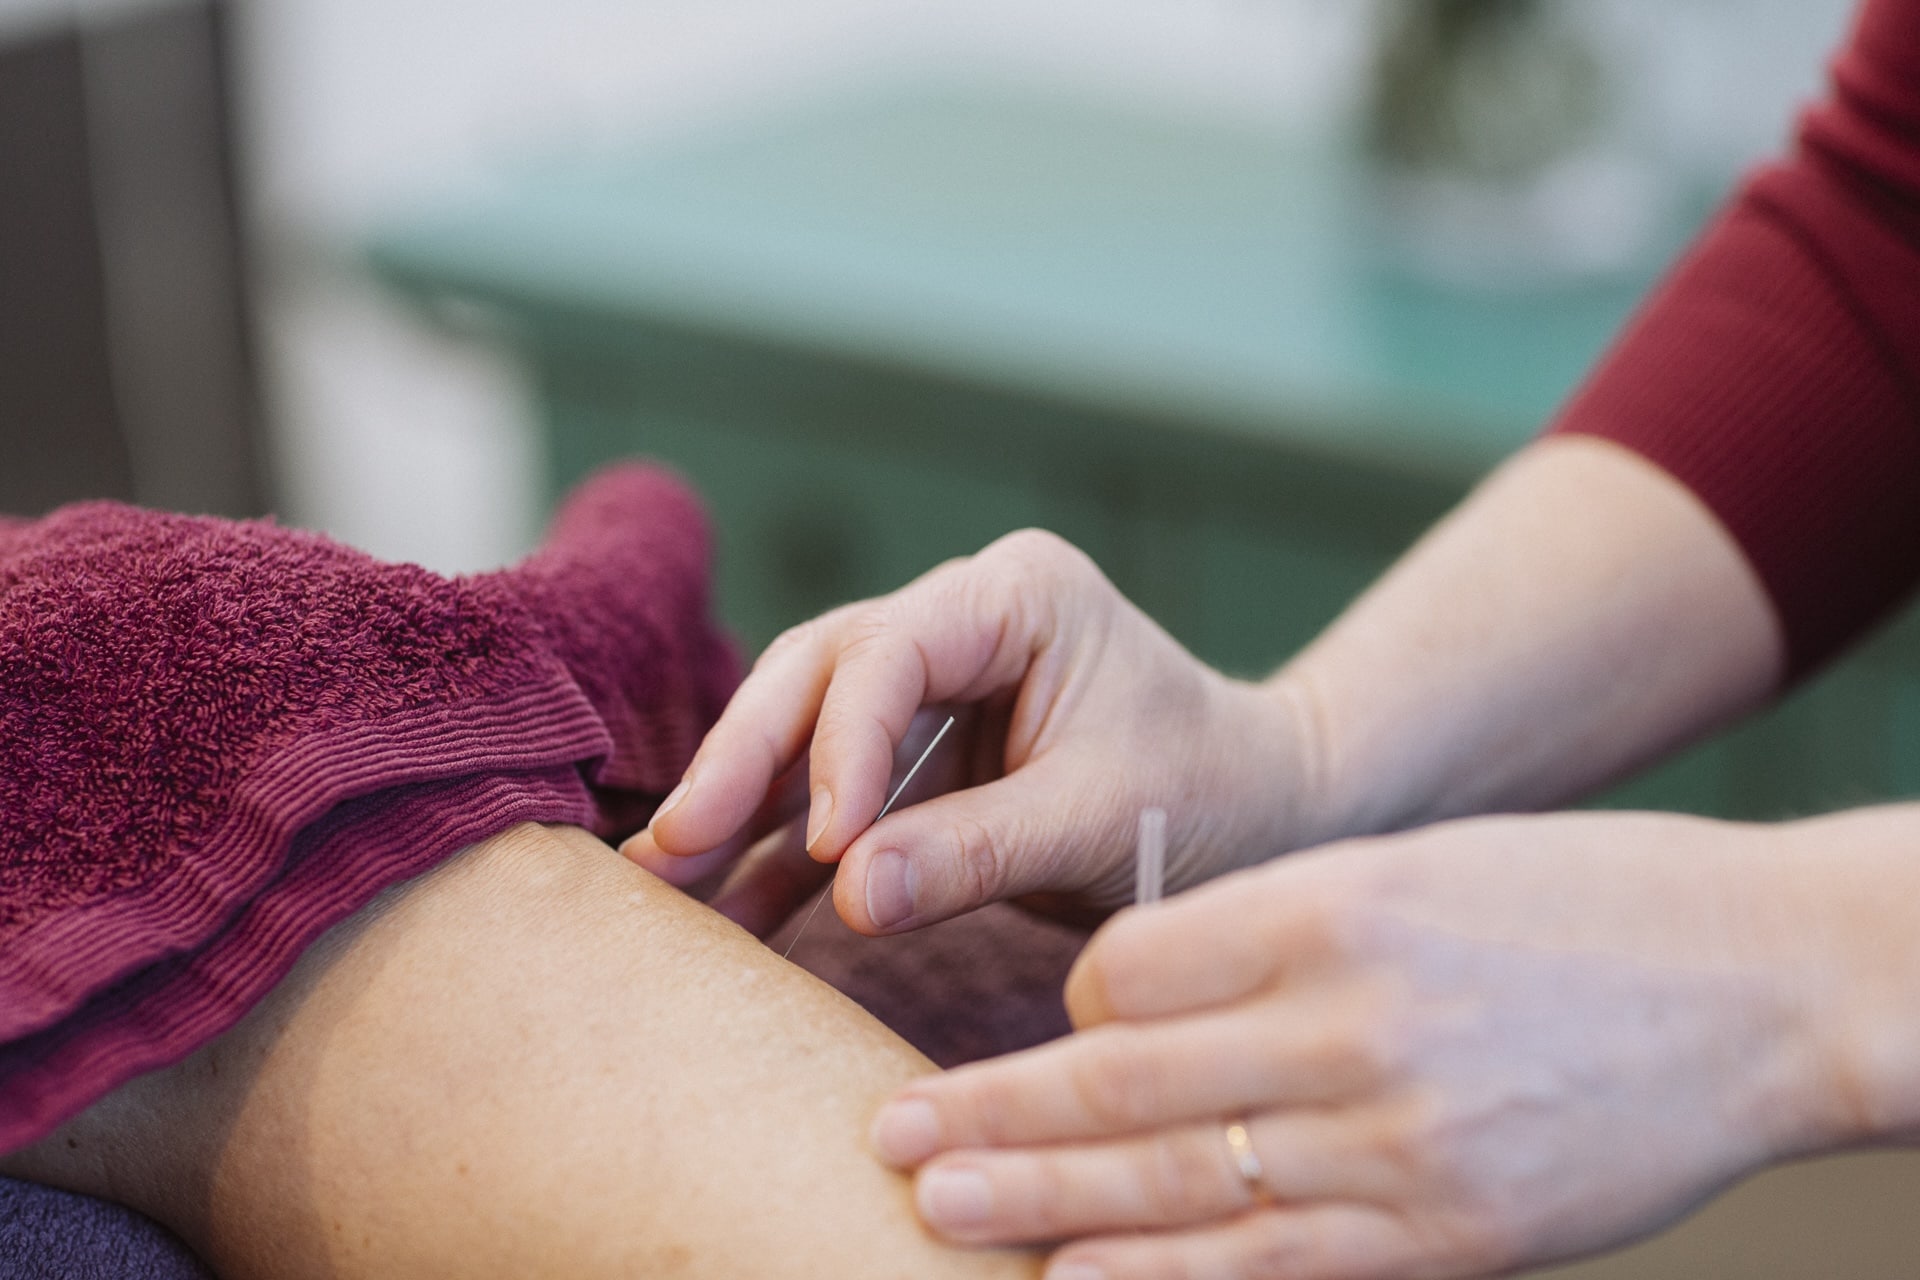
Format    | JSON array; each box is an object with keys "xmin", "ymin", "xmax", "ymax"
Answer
[{"xmin": 1546, "ymin": 0, "xmax": 1920, "ymax": 678}]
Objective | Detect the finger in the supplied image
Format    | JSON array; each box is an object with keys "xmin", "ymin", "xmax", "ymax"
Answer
[
  {"xmin": 870, "ymin": 1002, "xmax": 1387, "ymax": 1163},
  {"xmin": 645, "ymin": 604, "xmax": 856, "ymax": 857},
  {"xmin": 1049, "ymin": 1202, "xmax": 1427, "ymax": 1280},
  {"xmin": 911, "ymin": 1109, "xmax": 1416, "ymax": 1246},
  {"xmin": 829, "ymin": 753, "xmax": 1120, "ymax": 934},
  {"xmin": 911, "ymin": 1123, "xmax": 1257, "ymax": 1245},
  {"xmin": 705, "ymin": 710, "xmax": 969, "ymax": 935},
  {"xmin": 802, "ymin": 536, "xmax": 1070, "ymax": 860},
  {"xmin": 622, "ymin": 761, "xmax": 811, "ymax": 885},
  {"xmin": 621, "ymin": 825, "xmax": 752, "ymax": 886},
  {"xmin": 708, "ymin": 817, "xmax": 834, "ymax": 938},
  {"xmin": 1063, "ymin": 857, "xmax": 1353, "ymax": 1027}
]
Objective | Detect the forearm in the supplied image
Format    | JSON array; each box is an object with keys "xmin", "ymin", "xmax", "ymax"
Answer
[
  {"xmin": 1271, "ymin": 0, "xmax": 1920, "ymax": 849},
  {"xmin": 1271, "ymin": 433, "xmax": 1785, "ymax": 844}
]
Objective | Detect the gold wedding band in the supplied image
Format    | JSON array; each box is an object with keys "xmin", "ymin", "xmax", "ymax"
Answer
[{"xmin": 1223, "ymin": 1119, "xmax": 1265, "ymax": 1196}]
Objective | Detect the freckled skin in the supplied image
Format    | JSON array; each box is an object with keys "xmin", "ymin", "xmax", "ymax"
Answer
[{"xmin": 1, "ymin": 824, "xmax": 1040, "ymax": 1280}]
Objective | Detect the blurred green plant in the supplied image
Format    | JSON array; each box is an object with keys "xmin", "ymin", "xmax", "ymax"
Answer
[{"xmin": 1367, "ymin": 0, "xmax": 1606, "ymax": 181}]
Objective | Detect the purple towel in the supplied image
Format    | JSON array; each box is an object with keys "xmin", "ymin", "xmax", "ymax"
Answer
[
  {"xmin": 0, "ymin": 1176, "xmax": 212, "ymax": 1279},
  {"xmin": 0, "ymin": 463, "xmax": 738, "ymax": 1153},
  {"xmin": 782, "ymin": 895, "xmax": 1087, "ymax": 1070}
]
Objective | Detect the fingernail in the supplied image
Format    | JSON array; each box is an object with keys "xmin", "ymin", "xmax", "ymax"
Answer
[
  {"xmin": 1046, "ymin": 1264, "xmax": 1107, "ymax": 1280},
  {"xmin": 870, "ymin": 1097, "xmax": 941, "ymax": 1166},
  {"xmin": 651, "ymin": 775, "xmax": 692, "ymax": 825},
  {"xmin": 805, "ymin": 786, "xmax": 834, "ymax": 851},
  {"xmin": 865, "ymin": 850, "xmax": 918, "ymax": 929},
  {"xmin": 918, "ymin": 1166, "xmax": 992, "ymax": 1231}
]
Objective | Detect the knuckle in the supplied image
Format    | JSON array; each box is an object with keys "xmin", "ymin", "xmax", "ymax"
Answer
[
  {"xmin": 1408, "ymin": 1205, "xmax": 1522, "ymax": 1275},
  {"xmin": 1144, "ymin": 1133, "xmax": 1230, "ymax": 1222},
  {"xmin": 948, "ymin": 814, "xmax": 1010, "ymax": 903},
  {"xmin": 1334, "ymin": 1000, "xmax": 1411, "ymax": 1087},
  {"xmin": 979, "ymin": 528, "xmax": 1105, "ymax": 604},
  {"xmin": 1150, "ymin": 1254, "xmax": 1206, "ymax": 1280},
  {"xmin": 983, "ymin": 526, "xmax": 1077, "ymax": 571},
  {"xmin": 1239, "ymin": 1208, "xmax": 1388, "ymax": 1280},
  {"xmin": 1284, "ymin": 992, "xmax": 1402, "ymax": 1096},
  {"xmin": 1002, "ymin": 1163, "xmax": 1069, "ymax": 1236},
  {"xmin": 836, "ymin": 605, "xmax": 901, "ymax": 662},
  {"xmin": 1239, "ymin": 1211, "xmax": 1324, "ymax": 1278},
  {"xmin": 912, "ymin": 552, "xmax": 975, "ymax": 586},
  {"xmin": 1462, "ymin": 1216, "xmax": 1525, "ymax": 1273},
  {"xmin": 752, "ymin": 599, "xmax": 864, "ymax": 671},
  {"xmin": 954, "ymin": 1075, "xmax": 1026, "ymax": 1147},
  {"xmin": 1364, "ymin": 1091, "xmax": 1460, "ymax": 1194},
  {"xmin": 1068, "ymin": 1036, "xmax": 1161, "ymax": 1132},
  {"xmin": 946, "ymin": 531, "xmax": 1123, "ymax": 689},
  {"xmin": 812, "ymin": 626, "xmax": 899, "ymax": 726},
  {"xmin": 810, "ymin": 690, "xmax": 872, "ymax": 744},
  {"xmin": 1299, "ymin": 876, "xmax": 1380, "ymax": 959},
  {"xmin": 752, "ymin": 617, "xmax": 818, "ymax": 668}
]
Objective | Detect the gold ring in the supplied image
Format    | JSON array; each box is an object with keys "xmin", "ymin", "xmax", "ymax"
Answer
[{"xmin": 1223, "ymin": 1119, "xmax": 1265, "ymax": 1196}]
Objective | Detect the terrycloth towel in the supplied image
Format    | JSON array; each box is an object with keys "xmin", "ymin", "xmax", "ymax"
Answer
[
  {"xmin": 0, "ymin": 1176, "xmax": 213, "ymax": 1280},
  {"xmin": 0, "ymin": 464, "xmax": 738, "ymax": 1153}
]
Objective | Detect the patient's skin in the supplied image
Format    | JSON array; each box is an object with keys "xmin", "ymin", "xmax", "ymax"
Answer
[{"xmin": 0, "ymin": 823, "xmax": 1040, "ymax": 1279}]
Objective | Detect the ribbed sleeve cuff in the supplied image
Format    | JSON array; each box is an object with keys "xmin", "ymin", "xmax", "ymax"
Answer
[{"xmin": 1546, "ymin": 170, "xmax": 1920, "ymax": 679}]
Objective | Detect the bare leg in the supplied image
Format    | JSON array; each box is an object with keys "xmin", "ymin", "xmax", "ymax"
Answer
[{"xmin": 1, "ymin": 823, "xmax": 1039, "ymax": 1279}]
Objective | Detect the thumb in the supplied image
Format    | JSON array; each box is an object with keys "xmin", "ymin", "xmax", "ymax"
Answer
[{"xmin": 830, "ymin": 759, "xmax": 1134, "ymax": 934}]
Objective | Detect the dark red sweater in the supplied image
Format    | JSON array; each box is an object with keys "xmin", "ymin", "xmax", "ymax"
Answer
[{"xmin": 1548, "ymin": 0, "xmax": 1920, "ymax": 677}]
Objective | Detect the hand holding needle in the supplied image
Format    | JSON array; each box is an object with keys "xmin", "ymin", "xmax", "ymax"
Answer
[{"xmin": 782, "ymin": 714, "xmax": 957, "ymax": 959}]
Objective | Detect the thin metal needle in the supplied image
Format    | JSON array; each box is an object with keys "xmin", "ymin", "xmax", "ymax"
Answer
[
  {"xmin": 1136, "ymin": 807, "xmax": 1166, "ymax": 907},
  {"xmin": 782, "ymin": 714, "xmax": 957, "ymax": 959}
]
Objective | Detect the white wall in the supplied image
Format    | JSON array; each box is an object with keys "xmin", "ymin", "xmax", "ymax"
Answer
[{"xmin": 233, "ymin": 0, "xmax": 1856, "ymax": 573}]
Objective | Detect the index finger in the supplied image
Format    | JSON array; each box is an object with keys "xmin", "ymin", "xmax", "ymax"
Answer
[
  {"xmin": 871, "ymin": 996, "xmax": 1379, "ymax": 1162},
  {"xmin": 799, "ymin": 532, "xmax": 1073, "ymax": 859},
  {"xmin": 644, "ymin": 603, "xmax": 859, "ymax": 858},
  {"xmin": 657, "ymin": 533, "xmax": 1068, "ymax": 867}
]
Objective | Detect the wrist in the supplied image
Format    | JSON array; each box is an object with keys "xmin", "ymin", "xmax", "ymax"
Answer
[
  {"xmin": 1767, "ymin": 806, "xmax": 1920, "ymax": 1151},
  {"xmin": 1245, "ymin": 667, "xmax": 1355, "ymax": 853},
  {"xmin": 1201, "ymin": 670, "xmax": 1344, "ymax": 872}
]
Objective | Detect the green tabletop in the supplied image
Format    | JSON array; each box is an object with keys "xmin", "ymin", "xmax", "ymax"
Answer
[
  {"xmin": 368, "ymin": 81, "xmax": 1918, "ymax": 821},
  {"xmin": 371, "ymin": 84, "xmax": 1652, "ymax": 485}
]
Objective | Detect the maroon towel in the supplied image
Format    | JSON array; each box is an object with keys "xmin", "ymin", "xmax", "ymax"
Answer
[{"xmin": 0, "ymin": 464, "xmax": 738, "ymax": 1152}]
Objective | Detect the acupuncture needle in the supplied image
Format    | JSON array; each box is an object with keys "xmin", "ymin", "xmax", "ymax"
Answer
[
  {"xmin": 782, "ymin": 713, "xmax": 957, "ymax": 959},
  {"xmin": 1135, "ymin": 807, "xmax": 1166, "ymax": 907}
]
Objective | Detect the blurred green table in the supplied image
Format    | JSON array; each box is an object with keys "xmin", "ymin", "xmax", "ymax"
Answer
[{"xmin": 369, "ymin": 83, "xmax": 1919, "ymax": 819}]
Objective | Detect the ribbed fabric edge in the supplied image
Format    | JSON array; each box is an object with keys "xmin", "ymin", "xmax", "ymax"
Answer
[
  {"xmin": 1546, "ymin": 181, "xmax": 1920, "ymax": 679},
  {"xmin": 0, "ymin": 768, "xmax": 598, "ymax": 1151},
  {"xmin": 0, "ymin": 671, "xmax": 611, "ymax": 1042}
]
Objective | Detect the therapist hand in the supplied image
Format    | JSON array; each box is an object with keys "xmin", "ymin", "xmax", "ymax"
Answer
[
  {"xmin": 623, "ymin": 529, "xmax": 1322, "ymax": 936},
  {"xmin": 872, "ymin": 810, "xmax": 1861, "ymax": 1279}
]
